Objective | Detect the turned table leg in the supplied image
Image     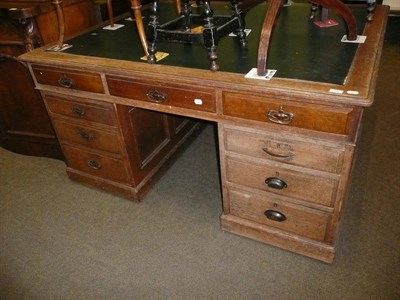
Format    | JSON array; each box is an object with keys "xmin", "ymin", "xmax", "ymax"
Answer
[
  {"xmin": 131, "ymin": 0, "xmax": 149, "ymax": 58},
  {"xmin": 257, "ymin": 0, "xmax": 283, "ymax": 76}
]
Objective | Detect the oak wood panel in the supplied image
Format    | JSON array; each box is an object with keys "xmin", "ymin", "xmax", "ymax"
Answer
[
  {"xmin": 107, "ymin": 75, "xmax": 216, "ymax": 113},
  {"xmin": 32, "ymin": 65, "xmax": 104, "ymax": 93},
  {"xmin": 115, "ymin": 105, "xmax": 198, "ymax": 186},
  {"xmin": 122, "ymin": 106, "xmax": 171, "ymax": 171},
  {"xmin": 228, "ymin": 188, "xmax": 329, "ymax": 241},
  {"xmin": 222, "ymin": 92, "xmax": 354, "ymax": 135},
  {"xmin": 225, "ymin": 157, "xmax": 338, "ymax": 207}
]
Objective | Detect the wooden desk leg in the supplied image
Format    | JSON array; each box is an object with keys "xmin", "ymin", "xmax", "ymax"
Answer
[
  {"xmin": 366, "ymin": 0, "xmax": 376, "ymax": 21},
  {"xmin": 181, "ymin": 0, "xmax": 192, "ymax": 32},
  {"xmin": 176, "ymin": 0, "xmax": 181, "ymax": 15},
  {"xmin": 131, "ymin": 0, "xmax": 149, "ymax": 58},
  {"xmin": 231, "ymin": 0, "xmax": 247, "ymax": 47},
  {"xmin": 146, "ymin": 0, "xmax": 160, "ymax": 63},
  {"xmin": 51, "ymin": 0, "xmax": 66, "ymax": 51},
  {"xmin": 202, "ymin": 0, "xmax": 219, "ymax": 71},
  {"xmin": 18, "ymin": 16, "xmax": 42, "ymax": 52},
  {"xmin": 257, "ymin": 0, "xmax": 283, "ymax": 76},
  {"xmin": 107, "ymin": 0, "xmax": 114, "ymax": 27}
]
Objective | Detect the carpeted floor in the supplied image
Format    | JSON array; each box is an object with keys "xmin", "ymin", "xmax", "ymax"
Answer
[{"xmin": 1, "ymin": 14, "xmax": 399, "ymax": 300}]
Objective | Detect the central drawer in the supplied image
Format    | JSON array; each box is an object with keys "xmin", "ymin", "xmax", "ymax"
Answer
[
  {"xmin": 228, "ymin": 188, "xmax": 329, "ymax": 241},
  {"xmin": 226, "ymin": 157, "xmax": 337, "ymax": 207},
  {"xmin": 106, "ymin": 75, "xmax": 216, "ymax": 113}
]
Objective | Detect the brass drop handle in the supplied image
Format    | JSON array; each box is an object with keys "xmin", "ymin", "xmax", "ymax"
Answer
[
  {"xmin": 71, "ymin": 107, "xmax": 86, "ymax": 116},
  {"xmin": 88, "ymin": 160, "xmax": 102, "ymax": 170},
  {"xmin": 146, "ymin": 88, "xmax": 167, "ymax": 103},
  {"xmin": 58, "ymin": 74, "xmax": 74, "ymax": 88},
  {"xmin": 267, "ymin": 106, "xmax": 294, "ymax": 125},
  {"xmin": 264, "ymin": 210, "xmax": 287, "ymax": 222},
  {"xmin": 77, "ymin": 129, "xmax": 93, "ymax": 140},
  {"xmin": 265, "ymin": 176, "xmax": 287, "ymax": 189},
  {"xmin": 262, "ymin": 142, "xmax": 294, "ymax": 158}
]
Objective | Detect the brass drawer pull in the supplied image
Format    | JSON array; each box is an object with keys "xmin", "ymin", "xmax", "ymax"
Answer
[
  {"xmin": 77, "ymin": 129, "xmax": 93, "ymax": 140},
  {"xmin": 262, "ymin": 142, "xmax": 294, "ymax": 158},
  {"xmin": 71, "ymin": 107, "xmax": 86, "ymax": 116},
  {"xmin": 88, "ymin": 160, "xmax": 102, "ymax": 170},
  {"xmin": 264, "ymin": 210, "xmax": 287, "ymax": 222},
  {"xmin": 146, "ymin": 88, "xmax": 167, "ymax": 103},
  {"xmin": 265, "ymin": 176, "xmax": 287, "ymax": 189},
  {"xmin": 58, "ymin": 74, "xmax": 74, "ymax": 88},
  {"xmin": 267, "ymin": 106, "xmax": 294, "ymax": 125}
]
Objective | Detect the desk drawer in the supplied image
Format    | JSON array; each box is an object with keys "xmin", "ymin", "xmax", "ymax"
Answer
[
  {"xmin": 222, "ymin": 92, "xmax": 353, "ymax": 135},
  {"xmin": 228, "ymin": 188, "xmax": 329, "ymax": 241},
  {"xmin": 226, "ymin": 158, "xmax": 337, "ymax": 207},
  {"xmin": 106, "ymin": 75, "xmax": 216, "ymax": 113},
  {"xmin": 45, "ymin": 95, "xmax": 117, "ymax": 127},
  {"xmin": 63, "ymin": 145, "xmax": 130, "ymax": 184},
  {"xmin": 52, "ymin": 118, "xmax": 122, "ymax": 154},
  {"xmin": 224, "ymin": 126, "xmax": 345, "ymax": 173},
  {"xmin": 32, "ymin": 65, "xmax": 104, "ymax": 93}
]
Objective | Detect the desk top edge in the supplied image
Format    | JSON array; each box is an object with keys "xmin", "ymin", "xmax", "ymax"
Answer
[{"xmin": 18, "ymin": 4, "xmax": 390, "ymax": 107}]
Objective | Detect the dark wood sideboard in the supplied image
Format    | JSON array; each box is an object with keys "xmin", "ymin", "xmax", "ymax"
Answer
[
  {"xmin": 0, "ymin": 0, "xmax": 98, "ymax": 159},
  {"xmin": 19, "ymin": 2, "xmax": 389, "ymax": 262}
]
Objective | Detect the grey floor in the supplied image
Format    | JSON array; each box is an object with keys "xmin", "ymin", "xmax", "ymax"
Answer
[{"xmin": 1, "ymin": 16, "xmax": 399, "ymax": 300}]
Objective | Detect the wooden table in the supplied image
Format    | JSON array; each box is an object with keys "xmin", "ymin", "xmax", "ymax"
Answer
[{"xmin": 19, "ymin": 2, "xmax": 389, "ymax": 263}]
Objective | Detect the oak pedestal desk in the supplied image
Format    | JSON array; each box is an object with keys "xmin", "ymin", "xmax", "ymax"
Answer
[{"xmin": 19, "ymin": 2, "xmax": 389, "ymax": 263}]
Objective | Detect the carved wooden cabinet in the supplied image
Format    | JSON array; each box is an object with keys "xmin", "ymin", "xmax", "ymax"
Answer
[{"xmin": 0, "ymin": 0, "xmax": 98, "ymax": 158}]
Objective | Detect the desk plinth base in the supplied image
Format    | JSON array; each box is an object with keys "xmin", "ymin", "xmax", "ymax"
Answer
[{"xmin": 220, "ymin": 214, "xmax": 336, "ymax": 263}]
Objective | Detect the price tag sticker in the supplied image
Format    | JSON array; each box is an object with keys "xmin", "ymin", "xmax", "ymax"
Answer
[
  {"xmin": 341, "ymin": 35, "xmax": 366, "ymax": 43},
  {"xmin": 329, "ymin": 88, "xmax": 344, "ymax": 94},
  {"xmin": 245, "ymin": 68, "xmax": 277, "ymax": 80},
  {"xmin": 103, "ymin": 24, "xmax": 125, "ymax": 30},
  {"xmin": 141, "ymin": 52, "xmax": 169, "ymax": 62}
]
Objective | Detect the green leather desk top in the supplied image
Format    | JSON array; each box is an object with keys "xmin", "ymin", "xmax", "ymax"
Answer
[{"xmin": 63, "ymin": 2, "xmax": 368, "ymax": 85}]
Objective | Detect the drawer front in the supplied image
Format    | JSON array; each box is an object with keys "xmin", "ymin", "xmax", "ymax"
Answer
[
  {"xmin": 63, "ymin": 145, "xmax": 130, "ymax": 184},
  {"xmin": 44, "ymin": 96, "xmax": 117, "ymax": 126},
  {"xmin": 106, "ymin": 75, "xmax": 216, "ymax": 112},
  {"xmin": 222, "ymin": 92, "xmax": 353, "ymax": 135},
  {"xmin": 228, "ymin": 188, "xmax": 329, "ymax": 241},
  {"xmin": 226, "ymin": 158, "xmax": 337, "ymax": 207},
  {"xmin": 224, "ymin": 127, "xmax": 344, "ymax": 173},
  {"xmin": 52, "ymin": 118, "xmax": 122, "ymax": 154},
  {"xmin": 32, "ymin": 65, "xmax": 104, "ymax": 93}
]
